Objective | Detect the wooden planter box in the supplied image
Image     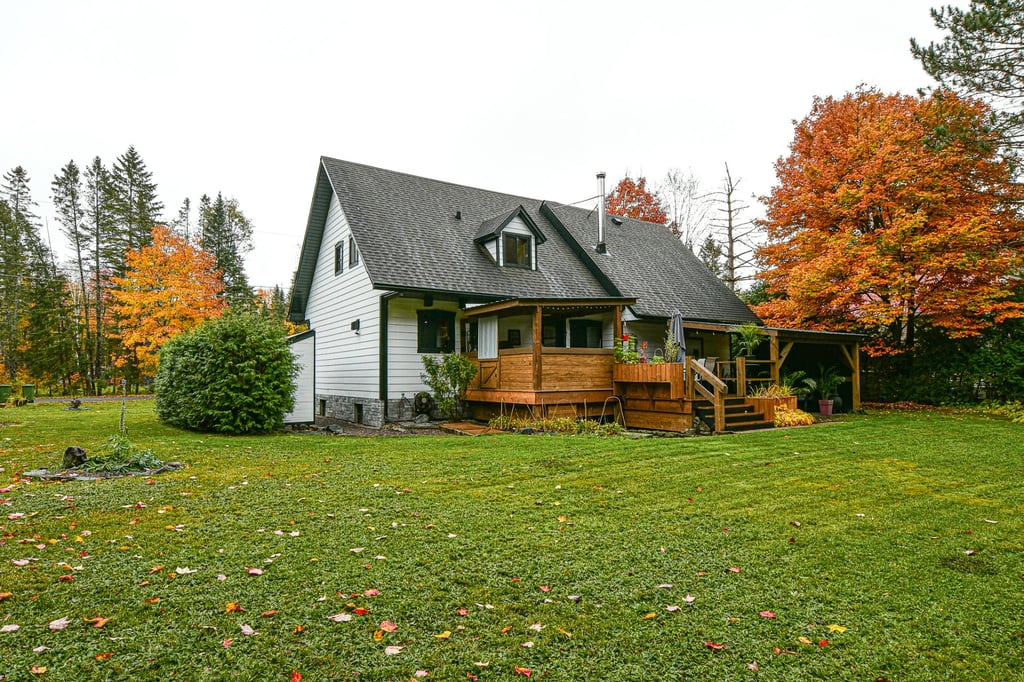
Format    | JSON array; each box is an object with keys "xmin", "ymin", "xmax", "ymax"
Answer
[
  {"xmin": 747, "ymin": 395, "xmax": 797, "ymax": 422},
  {"xmin": 613, "ymin": 363, "xmax": 685, "ymax": 399}
]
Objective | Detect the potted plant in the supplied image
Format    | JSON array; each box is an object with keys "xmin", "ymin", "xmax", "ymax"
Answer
[
  {"xmin": 780, "ymin": 370, "xmax": 815, "ymax": 411},
  {"xmin": 731, "ymin": 322, "xmax": 765, "ymax": 358},
  {"xmin": 815, "ymin": 364, "xmax": 846, "ymax": 416},
  {"xmin": 747, "ymin": 383, "xmax": 798, "ymax": 421}
]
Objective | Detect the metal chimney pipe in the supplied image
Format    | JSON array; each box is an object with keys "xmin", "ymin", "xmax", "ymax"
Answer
[{"xmin": 596, "ymin": 171, "xmax": 607, "ymax": 254}]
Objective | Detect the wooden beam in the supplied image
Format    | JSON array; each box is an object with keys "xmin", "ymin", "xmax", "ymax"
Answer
[
  {"xmin": 614, "ymin": 305, "xmax": 622, "ymax": 342},
  {"xmin": 532, "ymin": 306, "xmax": 543, "ymax": 391},
  {"xmin": 778, "ymin": 341, "xmax": 794, "ymax": 366},
  {"xmin": 849, "ymin": 343, "xmax": 861, "ymax": 411},
  {"xmin": 769, "ymin": 333, "xmax": 780, "ymax": 384}
]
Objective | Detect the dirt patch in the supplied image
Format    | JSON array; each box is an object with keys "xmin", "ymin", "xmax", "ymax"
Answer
[
  {"xmin": 287, "ymin": 421, "xmax": 449, "ymax": 437},
  {"xmin": 21, "ymin": 462, "xmax": 183, "ymax": 482}
]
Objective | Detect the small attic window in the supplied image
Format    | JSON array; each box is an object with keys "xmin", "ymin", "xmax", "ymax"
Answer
[
  {"xmin": 503, "ymin": 233, "xmax": 531, "ymax": 269},
  {"xmin": 334, "ymin": 242, "xmax": 344, "ymax": 275},
  {"xmin": 348, "ymin": 236, "xmax": 359, "ymax": 267}
]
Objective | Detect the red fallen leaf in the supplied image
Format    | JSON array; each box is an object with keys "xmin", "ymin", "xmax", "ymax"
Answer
[
  {"xmin": 145, "ymin": 480, "xmax": 155, "ymax": 485},
  {"xmin": 789, "ymin": 537, "xmax": 796, "ymax": 544},
  {"xmin": 379, "ymin": 620, "xmax": 397, "ymax": 633},
  {"xmin": 352, "ymin": 607, "xmax": 369, "ymax": 616},
  {"xmin": 58, "ymin": 575, "xmax": 74, "ymax": 582},
  {"xmin": 291, "ymin": 672, "xmax": 302, "ymax": 682},
  {"xmin": 95, "ymin": 652, "xmax": 114, "ymax": 661},
  {"xmin": 511, "ymin": 577, "xmax": 521, "ymax": 582},
  {"xmin": 818, "ymin": 639, "xmax": 829, "ymax": 648},
  {"xmin": 759, "ymin": 611, "xmax": 776, "ymax": 619},
  {"xmin": 260, "ymin": 610, "xmax": 278, "ymax": 617},
  {"xmin": 538, "ymin": 585, "xmax": 551, "ymax": 593},
  {"xmin": 222, "ymin": 638, "xmax": 233, "ymax": 647},
  {"xmin": 225, "ymin": 602, "xmax": 244, "ymax": 613},
  {"xmin": 704, "ymin": 641, "xmax": 726, "ymax": 651},
  {"xmin": 722, "ymin": 528, "xmax": 729, "ymax": 533},
  {"xmin": 514, "ymin": 666, "xmax": 532, "ymax": 677},
  {"xmin": 466, "ymin": 674, "xmax": 478, "ymax": 682},
  {"xmin": 457, "ymin": 607, "xmax": 469, "ymax": 616}
]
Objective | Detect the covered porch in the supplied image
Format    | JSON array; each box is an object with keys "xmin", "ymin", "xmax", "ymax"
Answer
[{"xmin": 461, "ymin": 297, "xmax": 633, "ymax": 419}]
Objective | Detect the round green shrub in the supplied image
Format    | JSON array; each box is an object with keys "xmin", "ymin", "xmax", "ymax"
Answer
[{"xmin": 155, "ymin": 311, "xmax": 298, "ymax": 434}]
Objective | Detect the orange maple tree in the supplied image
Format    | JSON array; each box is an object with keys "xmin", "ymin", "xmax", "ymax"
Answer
[
  {"xmin": 606, "ymin": 176, "xmax": 668, "ymax": 224},
  {"xmin": 756, "ymin": 87, "xmax": 1024, "ymax": 355},
  {"xmin": 110, "ymin": 225, "xmax": 227, "ymax": 374}
]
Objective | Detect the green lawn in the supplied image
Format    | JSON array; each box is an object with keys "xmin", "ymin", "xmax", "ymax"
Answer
[{"xmin": 1, "ymin": 401, "xmax": 1022, "ymax": 680}]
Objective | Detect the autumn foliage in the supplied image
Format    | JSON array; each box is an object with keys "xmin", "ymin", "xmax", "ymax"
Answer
[
  {"xmin": 605, "ymin": 176, "xmax": 668, "ymax": 224},
  {"xmin": 110, "ymin": 225, "xmax": 226, "ymax": 374},
  {"xmin": 756, "ymin": 88, "xmax": 1024, "ymax": 354}
]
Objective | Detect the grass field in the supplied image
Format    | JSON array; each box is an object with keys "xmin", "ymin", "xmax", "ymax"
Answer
[{"xmin": 1, "ymin": 400, "xmax": 1022, "ymax": 680}]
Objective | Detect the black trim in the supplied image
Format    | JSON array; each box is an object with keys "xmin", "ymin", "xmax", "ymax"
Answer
[
  {"xmin": 379, "ymin": 294, "xmax": 391, "ymax": 417},
  {"xmin": 539, "ymin": 202, "xmax": 622, "ymax": 297}
]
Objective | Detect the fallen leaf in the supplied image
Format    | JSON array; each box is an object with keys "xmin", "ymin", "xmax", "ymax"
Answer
[
  {"xmin": 1, "ymin": 624, "xmax": 20, "ymax": 633},
  {"xmin": 291, "ymin": 672, "xmax": 302, "ymax": 682},
  {"xmin": 175, "ymin": 567, "xmax": 197, "ymax": 575},
  {"xmin": 643, "ymin": 612, "xmax": 657, "ymax": 620},
  {"xmin": 31, "ymin": 665, "xmax": 47, "ymax": 674},
  {"xmin": 435, "ymin": 630, "xmax": 452, "ymax": 639},
  {"xmin": 363, "ymin": 589, "xmax": 380, "ymax": 597},
  {"xmin": 48, "ymin": 616, "xmax": 72, "ymax": 630},
  {"xmin": 379, "ymin": 620, "xmax": 397, "ymax": 633},
  {"xmin": 557, "ymin": 627, "xmax": 572, "ymax": 638},
  {"xmin": 12, "ymin": 559, "xmax": 30, "ymax": 566},
  {"xmin": 292, "ymin": 625, "xmax": 305, "ymax": 634},
  {"xmin": 538, "ymin": 585, "xmax": 551, "ymax": 593},
  {"xmin": 684, "ymin": 594, "xmax": 696, "ymax": 603},
  {"xmin": 85, "ymin": 616, "xmax": 111, "ymax": 628},
  {"xmin": 457, "ymin": 607, "xmax": 469, "ymax": 616},
  {"xmin": 225, "ymin": 602, "xmax": 244, "ymax": 613},
  {"xmin": 0, "ymin": 592, "xmax": 12, "ymax": 600},
  {"xmin": 32, "ymin": 646, "xmax": 48, "ymax": 653},
  {"xmin": 352, "ymin": 607, "xmax": 369, "ymax": 616},
  {"xmin": 327, "ymin": 613, "xmax": 353, "ymax": 622},
  {"xmin": 514, "ymin": 666, "xmax": 532, "ymax": 677},
  {"xmin": 827, "ymin": 624, "xmax": 847, "ymax": 634},
  {"xmin": 666, "ymin": 605, "xmax": 681, "ymax": 612},
  {"xmin": 818, "ymin": 639, "xmax": 829, "ymax": 648},
  {"xmin": 222, "ymin": 638, "xmax": 233, "ymax": 648},
  {"xmin": 747, "ymin": 662, "xmax": 759, "ymax": 671},
  {"xmin": 704, "ymin": 641, "xmax": 726, "ymax": 651},
  {"xmin": 520, "ymin": 641, "xmax": 534, "ymax": 648},
  {"xmin": 528, "ymin": 623, "xmax": 544, "ymax": 631},
  {"xmin": 260, "ymin": 610, "xmax": 279, "ymax": 617},
  {"xmin": 500, "ymin": 626, "xmax": 513, "ymax": 634},
  {"xmin": 798, "ymin": 636, "xmax": 812, "ymax": 645},
  {"xmin": 657, "ymin": 583, "xmax": 674, "ymax": 589},
  {"xmin": 145, "ymin": 596, "xmax": 161, "ymax": 604},
  {"xmin": 384, "ymin": 645, "xmax": 404, "ymax": 655},
  {"xmin": 373, "ymin": 629, "xmax": 384, "ymax": 641},
  {"xmin": 149, "ymin": 565, "xmax": 165, "ymax": 574},
  {"xmin": 728, "ymin": 567, "xmax": 741, "ymax": 573},
  {"xmin": 759, "ymin": 611, "xmax": 777, "ymax": 619},
  {"xmin": 95, "ymin": 652, "xmax": 114, "ymax": 661},
  {"xmin": 246, "ymin": 568, "xmax": 263, "ymax": 576},
  {"xmin": 240, "ymin": 624, "xmax": 257, "ymax": 636}
]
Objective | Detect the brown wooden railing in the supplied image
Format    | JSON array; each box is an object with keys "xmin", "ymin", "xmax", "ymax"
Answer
[
  {"xmin": 718, "ymin": 357, "xmax": 778, "ymax": 396},
  {"xmin": 685, "ymin": 357, "xmax": 728, "ymax": 433}
]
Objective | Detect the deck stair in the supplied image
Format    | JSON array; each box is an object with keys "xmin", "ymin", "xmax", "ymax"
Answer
[{"xmin": 691, "ymin": 397, "xmax": 774, "ymax": 432}]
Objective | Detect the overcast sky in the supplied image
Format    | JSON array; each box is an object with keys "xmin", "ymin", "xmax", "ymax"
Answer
[{"xmin": 4, "ymin": 0, "xmax": 951, "ymax": 290}]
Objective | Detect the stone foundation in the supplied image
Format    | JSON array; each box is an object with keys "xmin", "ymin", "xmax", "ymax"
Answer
[{"xmin": 315, "ymin": 395, "xmax": 429, "ymax": 428}]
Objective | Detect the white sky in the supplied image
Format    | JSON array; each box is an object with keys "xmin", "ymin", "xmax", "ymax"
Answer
[{"xmin": 4, "ymin": 0, "xmax": 950, "ymax": 291}]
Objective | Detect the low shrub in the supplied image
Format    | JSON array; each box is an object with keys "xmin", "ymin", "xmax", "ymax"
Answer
[
  {"xmin": 774, "ymin": 405, "xmax": 816, "ymax": 427},
  {"xmin": 80, "ymin": 434, "xmax": 164, "ymax": 473}
]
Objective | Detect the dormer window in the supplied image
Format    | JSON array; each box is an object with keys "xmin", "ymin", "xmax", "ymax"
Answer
[
  {"xmin": 474, "ymin": 205, "xmax": 546, "ymax": 271},
  {"xmin": 503, "ymin": 233, "xmax": 531, "ymax": 268}
]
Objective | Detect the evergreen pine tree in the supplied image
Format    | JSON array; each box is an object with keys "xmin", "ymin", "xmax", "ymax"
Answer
[
  {"xmin": 109, "ymin": 146, "xmax": 163, "ymax": 271},
  {"xmin": 52, "ymin": 160, "xmax": 92, "ymax": 390},
  {"xmin": 198, "ymin": 192, "xmax": 254, "ymax": 305},
  {"xmin": 83, "ymin": 157, "xmax": 117, "ymax": 392}
]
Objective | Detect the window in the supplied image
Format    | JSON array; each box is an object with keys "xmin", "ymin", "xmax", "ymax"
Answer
[
  {"xmin": 569, "ymin": 320, "xmax": 603, "ymax": 348},
  {"xmin": 503, "ymin": 233, "xmax": 531, "ymax": 268},
  {"xmin": 334, "ymin": 242, "xmax": 344, "ymax": 275},
  {"xmin": 418, "ymin": 310, "xmax": 455, "ymax": 353},
  {"xmin": 348, "ymin": 236, "xmax": 359, "ymax": 267}
]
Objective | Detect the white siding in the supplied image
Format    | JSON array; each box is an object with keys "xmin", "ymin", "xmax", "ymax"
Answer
[
  {"xmin": 284, "ymin": 333, "xmax": 315, "ymax": 423},
  {"xmin": 387, "ymin": 297, "xmax": 463, "ymax": 397},
  {"xmin": 304, "ymin": 193, "xmax": 382, "ymax": 400}
]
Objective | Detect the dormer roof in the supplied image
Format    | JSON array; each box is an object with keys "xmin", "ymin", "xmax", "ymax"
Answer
[{"xmin": 473, "ymin": 205, "xmax": 546, "ymax": 245}]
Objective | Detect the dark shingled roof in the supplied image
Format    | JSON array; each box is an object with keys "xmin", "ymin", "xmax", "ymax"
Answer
[{"xmin": 289, "ymin": 157, "xmax": 761, "ymax": 327}]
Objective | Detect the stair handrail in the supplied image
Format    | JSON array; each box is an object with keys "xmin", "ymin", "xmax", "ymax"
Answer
[{"xmin": 686, "ymin": 357, "xmax": 727, "ymax": 433}]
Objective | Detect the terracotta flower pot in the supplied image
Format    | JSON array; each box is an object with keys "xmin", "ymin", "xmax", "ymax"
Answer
[{"xmin": 818, "ymin": 399, "xmax": 833, "ymax": 416}]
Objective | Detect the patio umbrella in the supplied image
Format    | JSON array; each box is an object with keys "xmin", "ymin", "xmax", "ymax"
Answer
[{"xmin": 669, "ymin": 310, "xmax": 687, "ymax": 362}]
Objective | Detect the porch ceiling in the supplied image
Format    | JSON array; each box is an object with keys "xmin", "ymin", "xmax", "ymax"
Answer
[{"xmin": 462, "ymin": 297, "xmax": 636, "ymax": 318}]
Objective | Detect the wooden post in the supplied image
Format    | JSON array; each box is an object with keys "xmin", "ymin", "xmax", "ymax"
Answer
[
  {"xmin": 613, "ymin": 306, "xmax": 622, "ymax": 342},
  {"xmin": 769, "ymin": 332, "xmax": 780, "ymax": 384},
  {"xmin": 532, "ymin": 306, "xmax": 543, "ymax": 391},
  {"xmin": 736, "ymin": 356, "xmax": 747, "ymax": 397}
]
